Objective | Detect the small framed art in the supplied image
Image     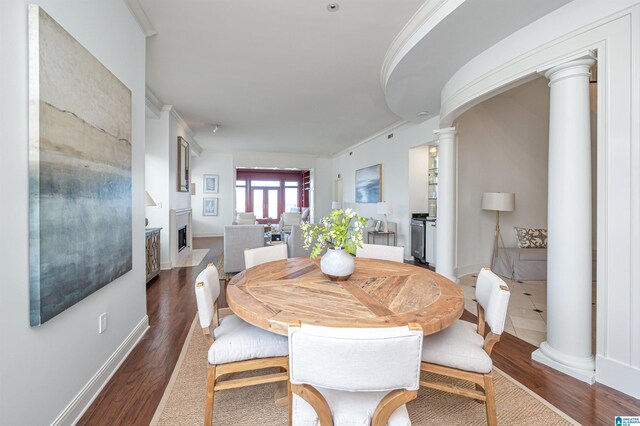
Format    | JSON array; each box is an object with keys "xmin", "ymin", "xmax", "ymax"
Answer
[
  {"xmin": 203, "ymin": 198, "xmax": 218, "ymax": 216},
  {"xmin": 203, "ymin": 174, "xmax": 219, "ymax": 193}
]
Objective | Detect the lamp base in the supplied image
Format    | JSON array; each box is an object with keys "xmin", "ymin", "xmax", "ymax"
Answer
[{"xmin": 145, "ymin": 217, "xmax": 149, "ymax": 227}]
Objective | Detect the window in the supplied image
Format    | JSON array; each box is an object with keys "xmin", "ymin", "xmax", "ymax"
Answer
[
  {"xmin": 235, "ymin": 180, "xmax": 246, "ymax": 213},
  {"xmin": 235, "ymin": 170, "xmax": 309, "ymax": 223}
]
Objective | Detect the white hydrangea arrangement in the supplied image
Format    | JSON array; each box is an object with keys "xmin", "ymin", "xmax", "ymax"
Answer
[{"xmin": 301, "ymin": 208, "xmax": 367, "ymax": 259}]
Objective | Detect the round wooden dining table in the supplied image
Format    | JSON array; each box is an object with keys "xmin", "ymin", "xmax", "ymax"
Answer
[{"xmin": 226, "ymin": 257, "xmax": 464, "ymax": 336}]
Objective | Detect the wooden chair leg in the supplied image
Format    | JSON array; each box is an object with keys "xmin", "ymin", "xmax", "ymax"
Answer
[
  {"xmin": 475, "ymin": 383, "xmax": 485, "ymax": 404},
  {"xmin": 205, "ymin": 365, "xmax": 216, "ymax": 426},
  {"xmin": 287, "ymin": 378, "xmax": 293, "ymax": 426},
  {"xmin": 483, "ymin": 374, "xmax": 497, "ymax": 426}
]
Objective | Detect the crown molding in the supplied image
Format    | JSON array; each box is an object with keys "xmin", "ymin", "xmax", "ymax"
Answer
[
  {"xmin": 159, "ymin": 105, "xmax": 203, "ymax": 157},
  {"xmin": 333, "ymin": 119, "xmax": 409, "ymax": 158},
  {"xmin": 145, "ymin": 86, "xmax": 162, "ymax": 118},
  {"xmin": 380, "ymin": 0, "xmax": 452, "ymax": 88},
  {"xmin": 123, "ymin": 0, "xmax": 157, "ymax": 37}
]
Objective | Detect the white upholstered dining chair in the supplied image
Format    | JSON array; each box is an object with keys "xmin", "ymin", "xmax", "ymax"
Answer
[
  {"xmin": 419, "ymin": 267, "xmax": 510, "ymax": 426},
  {"xmin": 356, "ymin": 243, "xmax": 405, "ymax": 263},
  {"xmin": 288, "ymin": 322, "xmax": 423, "ymax": 426},
  {"xmin": 194, "ymin": 263, "xmax": 289, "ymax": 425},
  {"xmin": 244, "ymin": 244, "xmax": 288, "ymax": 269}
]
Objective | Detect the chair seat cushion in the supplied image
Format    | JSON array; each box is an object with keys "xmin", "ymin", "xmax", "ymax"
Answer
[
  {"xmin": 293, "ymin": 388, "xmax": 410, "ymax": 426},
  {"xmin": 422, "ymin": 320, "xmax": 493, "ymax": 374},
  {"xmin": 208, "ymin": 315, "xmax": 288, "ymax": 365}
]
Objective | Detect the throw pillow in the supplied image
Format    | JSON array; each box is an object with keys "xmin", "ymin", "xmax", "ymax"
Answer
[{"xmin": 514, "ymin": 227, "xmax": 547, "ymax": 248}]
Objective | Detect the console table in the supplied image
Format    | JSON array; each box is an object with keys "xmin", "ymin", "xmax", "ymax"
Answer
[
  {"xmin": 145, "ymin": 227, "xmax": 162, "ymax": 282},
  {"xmin": 367, "ymin": 230, "xmax": 396, "ymax": 246}
]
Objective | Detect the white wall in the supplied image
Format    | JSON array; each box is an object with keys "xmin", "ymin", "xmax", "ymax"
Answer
[
  {"xmin": 168, "ymin": 111, "xmax": 193, "ymax": 211},
  {"xmin": 0, "ymin": 1, "xmax": 147, "ymax": 425},
  {"xmin": 455, "ymin": 77, "xmax": 550, "ymax": 274},
  {"xmin": 145, "ymin": 107, "xmax": 195, "ymax": 267},
  {"xmin": 145, "ymin": 110, "xmax": 170, "ymax": 266},
  {"xmin": 314, "ymin": 158, "xmax": 334, "ymax": 222},
  {"xmin": 332, "ymin": 117, "xmax": 440, "ymax": 259},
  {"xmin": 191, "ymin": 150, "xmax": 234, "ymax": 236}
]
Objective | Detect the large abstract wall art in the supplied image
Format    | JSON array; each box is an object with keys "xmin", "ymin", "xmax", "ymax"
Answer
[
  {"xmin": 355, "ymin": 164, "xmax": 382, "ymax": 203},
  {"xmin": 28, "ymin": 6, "xmax": 132, "ymax": 326}
]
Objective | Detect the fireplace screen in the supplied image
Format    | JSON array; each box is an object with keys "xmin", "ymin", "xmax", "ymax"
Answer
[{"xmin": 178, "ymin": 226, "xmax": 187, "ymax": 252}]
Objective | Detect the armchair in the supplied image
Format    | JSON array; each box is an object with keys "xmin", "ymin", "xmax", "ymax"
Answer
[
  {"xmin": 233, "ymin": 212, "xmax": 257, "ymax": 225},
  {"xmin": 279, "ymin": 212, "xmax": 302, "ymax": 233}
]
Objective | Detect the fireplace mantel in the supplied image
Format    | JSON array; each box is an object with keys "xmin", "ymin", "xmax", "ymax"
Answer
[{"xmin": 169, "ymin": 208, "xmax": 192, "ymax": 268}]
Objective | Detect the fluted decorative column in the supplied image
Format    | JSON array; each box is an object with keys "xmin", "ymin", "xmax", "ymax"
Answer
[
  {"xmin": 434, "ymin": 127, "xmax": 456, "ymax": 281},
  {"xmin": 532, "ymin": 53, "xmax": 596, "ymax": 383}
]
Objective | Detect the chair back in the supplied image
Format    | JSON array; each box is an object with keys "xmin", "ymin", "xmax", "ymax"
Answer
[
  {"xmin": 244, "ymin": 244, "xmax": 288, "ymax": 269},
  {"xmin": 475, "ymin": 268, "xmax": 511, "ymax": 335},
  {"xmin": 356, "ymin": 243, "xmax": 405, "ymax": 263},
  {"xmin": 288, "ymin": 323, "xmax": 423, "ymax": 392},
  {"xmin": 223, "ymin": 225, "xmax": 264, "ymax": 273},
  {"xmin": 300, "ymin": 207, "xmax": 310, "ymax": 222},
  {"xmin": 194, "ymin": 264, "xmax": 221, "ymax": 329}
]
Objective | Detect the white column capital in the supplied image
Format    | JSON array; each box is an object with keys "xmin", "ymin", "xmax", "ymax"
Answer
[
  {"xmin": 537, "ymin": 51, "xmax": 596, "ymax": 85},
  {"xmin": 434, "ymin": 127, "xmax": 456, "ymax": 138}
]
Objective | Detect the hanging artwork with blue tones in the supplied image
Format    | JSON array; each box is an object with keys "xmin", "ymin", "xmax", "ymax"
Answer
[{"xmin": 28, "ymin": 6, "xmax": 132, "ymax": 326}]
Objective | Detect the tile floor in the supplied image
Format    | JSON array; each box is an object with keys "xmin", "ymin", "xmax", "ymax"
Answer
[{"xmin": 458, "ymin": 274, "xmax": 596, "ymax": 348}]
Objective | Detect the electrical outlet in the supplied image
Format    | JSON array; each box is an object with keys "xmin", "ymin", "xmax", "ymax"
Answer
[{"xmin": 99, "ymin": 313, "xmax": 107, "ymax": 334}]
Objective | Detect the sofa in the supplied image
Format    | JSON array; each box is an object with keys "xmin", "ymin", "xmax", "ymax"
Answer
[{"xmin": 493, "ymin": 247, "xmax": 597, "ymax": 281}]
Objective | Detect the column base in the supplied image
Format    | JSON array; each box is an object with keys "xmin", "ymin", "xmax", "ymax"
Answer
[{"xmin": 532, "ymin": 343, "xmax": 595, "ymax": 384}]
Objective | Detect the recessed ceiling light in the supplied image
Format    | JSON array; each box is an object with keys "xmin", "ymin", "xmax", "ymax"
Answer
[
  {"xmin": 417, "ymin": 111, "xmax": 429, "ymax": 116},
  {"xmin": 327, "ymin": 3, "xmax": 339, "ymax": 12}
]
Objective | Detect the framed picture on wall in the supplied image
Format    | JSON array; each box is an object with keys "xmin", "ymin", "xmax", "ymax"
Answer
[
  {"xmin": 203, "ymin": 174, "xmax": 219, "ymax": 193},
  {"xmin": 355, "ymin": 164, "xmax": 382, "ymax": 203},
  {"xmin": 203, "ymin": 198, "xmax": 218, "ymax": 216},
  {"xmin": 177, "ymin": 136, "xmax": 189, "ymax": 192}
]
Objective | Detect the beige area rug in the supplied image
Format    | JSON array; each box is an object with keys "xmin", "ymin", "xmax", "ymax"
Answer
[{"xmin": 152, "ymin": 317, "xmax": 579, "ymax": 426}]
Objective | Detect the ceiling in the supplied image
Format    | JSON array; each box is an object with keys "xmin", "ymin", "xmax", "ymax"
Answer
[
  {"xmin": 383, "ymin": 0, "xmax": 572, "ymax": 123},
  {"xmin": 140, "ymin": 0, "xmax": 425, "ymax": 155}
]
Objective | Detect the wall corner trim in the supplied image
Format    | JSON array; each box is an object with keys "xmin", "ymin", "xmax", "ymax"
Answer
[
  {"xmin": 123, "ymin": 0, "xmax": 157, "ymax": 37},
  {"xmin": 51, "ymin": 315, "xmax": 150, "ymax": 426}
]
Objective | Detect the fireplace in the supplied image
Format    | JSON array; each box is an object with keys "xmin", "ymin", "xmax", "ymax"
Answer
[{"xmin": 178, "ymin": 225, "xmax": 187, "ymax": 252}]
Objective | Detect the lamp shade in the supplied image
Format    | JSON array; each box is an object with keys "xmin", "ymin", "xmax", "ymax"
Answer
[
  {"xmin": 331, "ymin": 201, "xmax": 342, "ymax": 210},
  {"xmin": 145, "ymin": 191, "xmax": 157, "ymax": 207},
  {"xmin": 190, "ymin": 182, "xmax": 196, "ymax": 195},
  {"xmin": 377, "ymin": 201, "xmax": 392, "ymax": 215},
  {"xmin": 482, "ymin": 192, "xmax": 515, "ymax": 212}
]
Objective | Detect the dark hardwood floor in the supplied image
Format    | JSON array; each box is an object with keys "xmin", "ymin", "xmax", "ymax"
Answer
[{"xmin": 79, "ymin": 238, "xmax": 639, "ymax": 425}]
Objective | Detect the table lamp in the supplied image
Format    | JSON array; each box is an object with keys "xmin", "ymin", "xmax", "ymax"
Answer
[
  {"xmin": 377, "ymin": 201, "xmax": 392, "ymax": 233},
  {"xmin": 145, "ymin": 191, "xmax": 157, "ymax": 227},
  {"xmin": 481, "ymin": 192, "xmax": 515, "ymax": 269}
]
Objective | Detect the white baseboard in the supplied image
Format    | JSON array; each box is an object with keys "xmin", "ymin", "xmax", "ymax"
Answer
[
  {"xmin": 455, "ymin": 263, "xmax": 484, "ymax": 278},
  {"xmin": 596, "ymin": 355, "xmax": 640, "ymax": 399},
  {"xmin": 51, "ymin": 315, "xmax": 150, "ymax": 426},
  {"xmin": 160, "ymin": 261, "xmax": 172, "ymax": 270},
  {"xmin": 193, "ymin": 233, "xmax": 223, "ymax": 238}
]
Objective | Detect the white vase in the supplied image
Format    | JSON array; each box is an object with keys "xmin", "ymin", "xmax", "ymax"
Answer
[{"xmin": 320, "ymin": 247, "xmax": 354, "ymax": 281}]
